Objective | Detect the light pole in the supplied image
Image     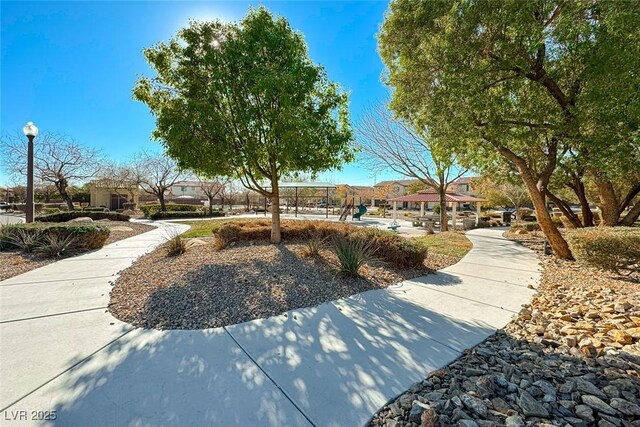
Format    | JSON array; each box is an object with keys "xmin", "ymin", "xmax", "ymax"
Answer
[{"xmin": 23, "ymin": 122, "xmax": 38, "ymax": 223}]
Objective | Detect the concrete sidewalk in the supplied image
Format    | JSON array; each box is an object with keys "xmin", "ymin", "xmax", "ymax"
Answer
[{"xmin": 1, "ymin": 227, "xmax": 540, "ymax": 426}]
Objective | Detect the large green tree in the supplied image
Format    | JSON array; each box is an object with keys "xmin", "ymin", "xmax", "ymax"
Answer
[
  {"xmin": 379, "ymin": 0, "xmax": 640, "ymax": 259},
  {"xmin": 133, "ymin": 8, "xmax": 353, "ymax": 242}
]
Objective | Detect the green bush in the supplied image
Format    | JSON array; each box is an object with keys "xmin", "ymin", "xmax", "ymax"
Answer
[
  {"xmin": 83, "ymin": 207, "xmax": 108, "ymax": 212},
  {"xmin": 566, "ymin": 227, "xmax": 640, "ymax": 275},
  {"xmin": 140, "ymin": 203, "xmax": 199, "ymax": 217},
  {"xmin": 36, "ymin": 211, "xmax": 130, "ymax": 222},
  {"xmin": 0, "ymin": 223, "xmax": 110, "ymax": 252},
  {"xmin": 432, "ymin": 204, "xmax": 441, "ymax": 214},
  {"xmin": 42, "ymin": 208, "xmax": 61, "ymax": 215},
  {"xmin": 149, "ymin": 211, "xmax": 225, "ymax": 220}
]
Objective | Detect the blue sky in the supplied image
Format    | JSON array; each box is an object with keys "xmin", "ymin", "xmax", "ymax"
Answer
[{"xmin": 1, "ymin": 1, "xmax": 401, "ymax": 187}]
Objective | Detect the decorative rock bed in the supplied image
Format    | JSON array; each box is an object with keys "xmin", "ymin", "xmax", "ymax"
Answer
[{"xmin": 370, "ymin": 234, "xmax": 639, "ymax": 427}]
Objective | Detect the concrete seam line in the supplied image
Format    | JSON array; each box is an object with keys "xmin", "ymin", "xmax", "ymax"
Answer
[
  {"xmin": 406, "ymin": 284, "xmax": 519, "ymax": 314},
  {"xmin": 223, "ymin": 326, "xmax": 319, "ymax": 427},
  {"xmin": 452, "ymin": 261, "xmax": 541, "ymax": 273},
  {"xmin": 0, "ymin": 275, "xmax": 116, "ymax": 287},
  {"xmin": 416, "ymin": 271, "xmax": 536, "ymax": 289},
  {"xmin": 0, "ymin": 306, "xmax": 109, "ymax": 324},
  {"xmin": 0, "ymin": 328, "xmax": 134, "ymax": 413}
]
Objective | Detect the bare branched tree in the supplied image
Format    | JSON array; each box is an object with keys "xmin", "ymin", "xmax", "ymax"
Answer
[
  {"xmin": 219, "ymin": 181, "xmax": 240, "ymax": 210},
  {"xmin": 357, "ymin": 104, "xmax": 466, "ymax": 230},
  {"xmin": 1, "ymin": 131, "xmax": 102, "ymax": 210},
  {"xmin": 133, "ymin": 151, "xmax": 184, "ymax": 212},
  {"xmin": 197, "ymin": 175, "xmax": 228, "ymax": 214}
]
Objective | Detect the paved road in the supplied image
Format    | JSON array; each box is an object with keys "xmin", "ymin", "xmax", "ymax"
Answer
[
  {"xmin": 0, "ymin": 226, "xmax": 540, "ymax": 426},
  {"xmin": 0, "ymin": 213, "xmax": 25, "ymax": 225}
]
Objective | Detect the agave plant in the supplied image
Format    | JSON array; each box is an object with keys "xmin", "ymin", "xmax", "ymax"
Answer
[
  {"xmin": 36, "ymin": 233, "xmax": 77, "ymax": 258},
  {"xmin": 8, "ymin": 229, "xmax": 43, "ymax": 253},
  {"xmin": 332, "ymin": 235, "xmax": 375, "ymax": 277}
]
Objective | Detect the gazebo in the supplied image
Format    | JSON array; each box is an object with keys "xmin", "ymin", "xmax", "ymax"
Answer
[{"xmin": 388, "ymin": 189, "xmax": 487, "ymax": 228}]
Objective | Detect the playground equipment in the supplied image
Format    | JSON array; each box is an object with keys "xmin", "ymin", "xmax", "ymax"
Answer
[
  {"xmin": 339, "ymin": 203, "xmax": 353, "ymax": 221},
  {"xmin": 387, "ymin": 220, "xmax": 401, "ymax": 232},
  {"xmin": 353, "ymin": 203, "xmax": 367, "ymax": 220}
]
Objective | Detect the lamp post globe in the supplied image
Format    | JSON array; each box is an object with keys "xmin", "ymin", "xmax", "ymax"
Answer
[
  {"xmin": 23, "ymin": 122, "xmax": 39, "ymax": 138},
  {"xmin": 23, "ymin": 122, "xmax": 38, "ymax": 223}
]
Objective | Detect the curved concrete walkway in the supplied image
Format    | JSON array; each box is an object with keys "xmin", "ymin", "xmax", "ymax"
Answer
[{"xmin": 0, "ymin": 227, "xmax": 540, "ymax": 426}]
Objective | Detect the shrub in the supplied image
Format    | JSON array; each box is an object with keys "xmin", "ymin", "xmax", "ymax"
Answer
[
  {"xmin": 36, "ymin": 233, "xmax": 77, "ymax": 258},
  {"xmin": 42, "ymin": 208, "xmax": 61, "ymax": 215},
  {"xmin": 1, "ymin": 223, "xmax": 110, "ymax": 252},
  {"xmin": 36, "ymin": 211, "xmax": 130, "ymax": 222},
  {"xmin": 122, "ymin": 202, "xmax": 137, "ymax": 210},
  {"xmin": 211, "ymin": 219, "xmax": 428, "ymax": 268},
  {"xmin": 83, "ymin": 207, "xmax": 108, "ymax": 212},
  {"xmin": 8, "ymin": 228, "xmax": 43, "ymax": 253},
  {"xmin": 140, "ymin": 203, "xmax": 199, "ymax": 217},
  {"xmin": 333, "ymin": 235, "xmax": 375, "ymax": 277},
  {"xmin": 0, "ymin": 224, "xmax": 22, "ymax": 251},
  {"xmin": 149, "ymin": 211, "xmax": 224, "ymax": 220},
  {"xmin": 522, "ymin": 222, "xmax": 541, "ymax": 232},
  {"xmin": 566, "ymin": 227, "xmax": 640, "ymax": 275},
  {"xmin": 432, "ymin": 204, "xmax": 441, "ymax": 214},
  {"xmin": 303, "ymin": 231, "xmax": 327, "ymax": 257},
  {"xmin": 164, "ymin": 230, "xmax": 187, "ymax": 256}
]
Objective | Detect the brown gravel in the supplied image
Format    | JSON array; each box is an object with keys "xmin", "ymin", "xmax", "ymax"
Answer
[
  {"xmin": 0, "ymin": 221, "xmax": 156, "ymax": 282},
  {"xmin": 109, "ymin": 240, "xmax": 430, "ymax": 330},
  {"xmin": 0, "ymin": 252, "xmax": 51, "ymax": 282},
  {"xmin": 426, "ymin": 253, "xmax": 463, "ymax": 271}
]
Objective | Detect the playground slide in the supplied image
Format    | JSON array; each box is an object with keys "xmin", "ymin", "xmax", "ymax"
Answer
[{"xmin": 353, "ymin": 204, "xmax": 367, "ymax": 220}]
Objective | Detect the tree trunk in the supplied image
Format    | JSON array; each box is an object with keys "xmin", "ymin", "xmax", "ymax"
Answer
[
  {"xmin": 158, "ymin": 192, "xmax": 167, "ymax": 212},
  {"xmin": 56, "ymin": 179, "xmax": 74, "ymax": 211},
  {"xmin": 208, "ymin": 196, "xmax": 214, "ymax": 215},
  {"xmin": 438, "ymin": 186, "xmax": 448, "ymax": 232},
  {"xmin": 545, "ymin": 190, "xmax": 582, "ymax": 228},
  {"xmin": 620, "ymin": 200, "xmax": 640, "ymax": 226},
  {"xmin": 571, "ymin": 178, "xmax": 593, "ymax": 227},
  {"xmin": 519, "ymin": 172, "xmax": 573, "ymax": 259},
  {"xmin": 595, "ymin": 179, "xmax": 619, "ymax": 226},
  {"xmin": 271, "ymin": 181, "xmax": 282, "ymax": 244}
]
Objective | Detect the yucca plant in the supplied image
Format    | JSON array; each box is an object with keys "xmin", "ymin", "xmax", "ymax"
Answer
[
  {"xmin": 303, "ymin": 230, "xmax": 327, "ymax": 258},
  {"xmin": 332, "ymin": 235, "xmax": 375, "ymax": 277},
  {"xmin": 36, "ymin": 233, "xmax": 77, "ymax": 258},
  {"xmin": 164, "ymin": 229, "xmax": 187, "ymax": 256},
  {"xmin": 8, "ymin": 229, "xmax": 43, "ymax": 253}
]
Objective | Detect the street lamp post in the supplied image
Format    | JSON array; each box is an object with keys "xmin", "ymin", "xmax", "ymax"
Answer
[{"xmin": 23, "ymin": 122, "xmax": 39, "ymax": 223}]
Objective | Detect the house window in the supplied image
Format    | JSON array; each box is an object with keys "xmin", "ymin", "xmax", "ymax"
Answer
[{"xmin": 181, "ymin": 186, "xmax": 186, "ymax": 192}]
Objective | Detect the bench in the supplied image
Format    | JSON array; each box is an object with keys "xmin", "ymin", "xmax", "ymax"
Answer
[{"xmin": 412, "ymin": 219, "xmax": 436, "ymax": 228}]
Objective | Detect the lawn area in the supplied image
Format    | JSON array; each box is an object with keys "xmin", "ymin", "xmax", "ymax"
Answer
[
  {"xmin": 177, "ymin": 220, "xmax": 223, "ymax": 238},
  {"xmin": 413, "ymin": 231, "xmax": 473, "ymax": 260}
]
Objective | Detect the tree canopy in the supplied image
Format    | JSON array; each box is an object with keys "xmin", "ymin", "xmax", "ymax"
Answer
[
  {"xmin": 379, "ymin": 0, "xmax": 640, "ymax": 259},
  {"xmin": 133, "ymin": 7, "xmax": 354, "ymax": 242}
]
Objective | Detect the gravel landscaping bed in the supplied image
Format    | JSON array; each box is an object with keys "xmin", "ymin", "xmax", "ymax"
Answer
[
  {"xmin": 109, "ymin": 239, "xmax": 430, "ymax": 330},
  {"xmin": 370, "ymin": 233, "xmax": 639, "ymax": 427},
  {"xmin": 0, "ymin": 252, "xmax": 51, "ymax": 282},
  {"xmin": 0, "ymin": 221, "xmax": 156, "ymax": 281}
]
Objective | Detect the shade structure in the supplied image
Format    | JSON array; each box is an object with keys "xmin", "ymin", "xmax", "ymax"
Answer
[{"xmin": 388, "ymin": 190, "xmax": 486, "ymax": 203}]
